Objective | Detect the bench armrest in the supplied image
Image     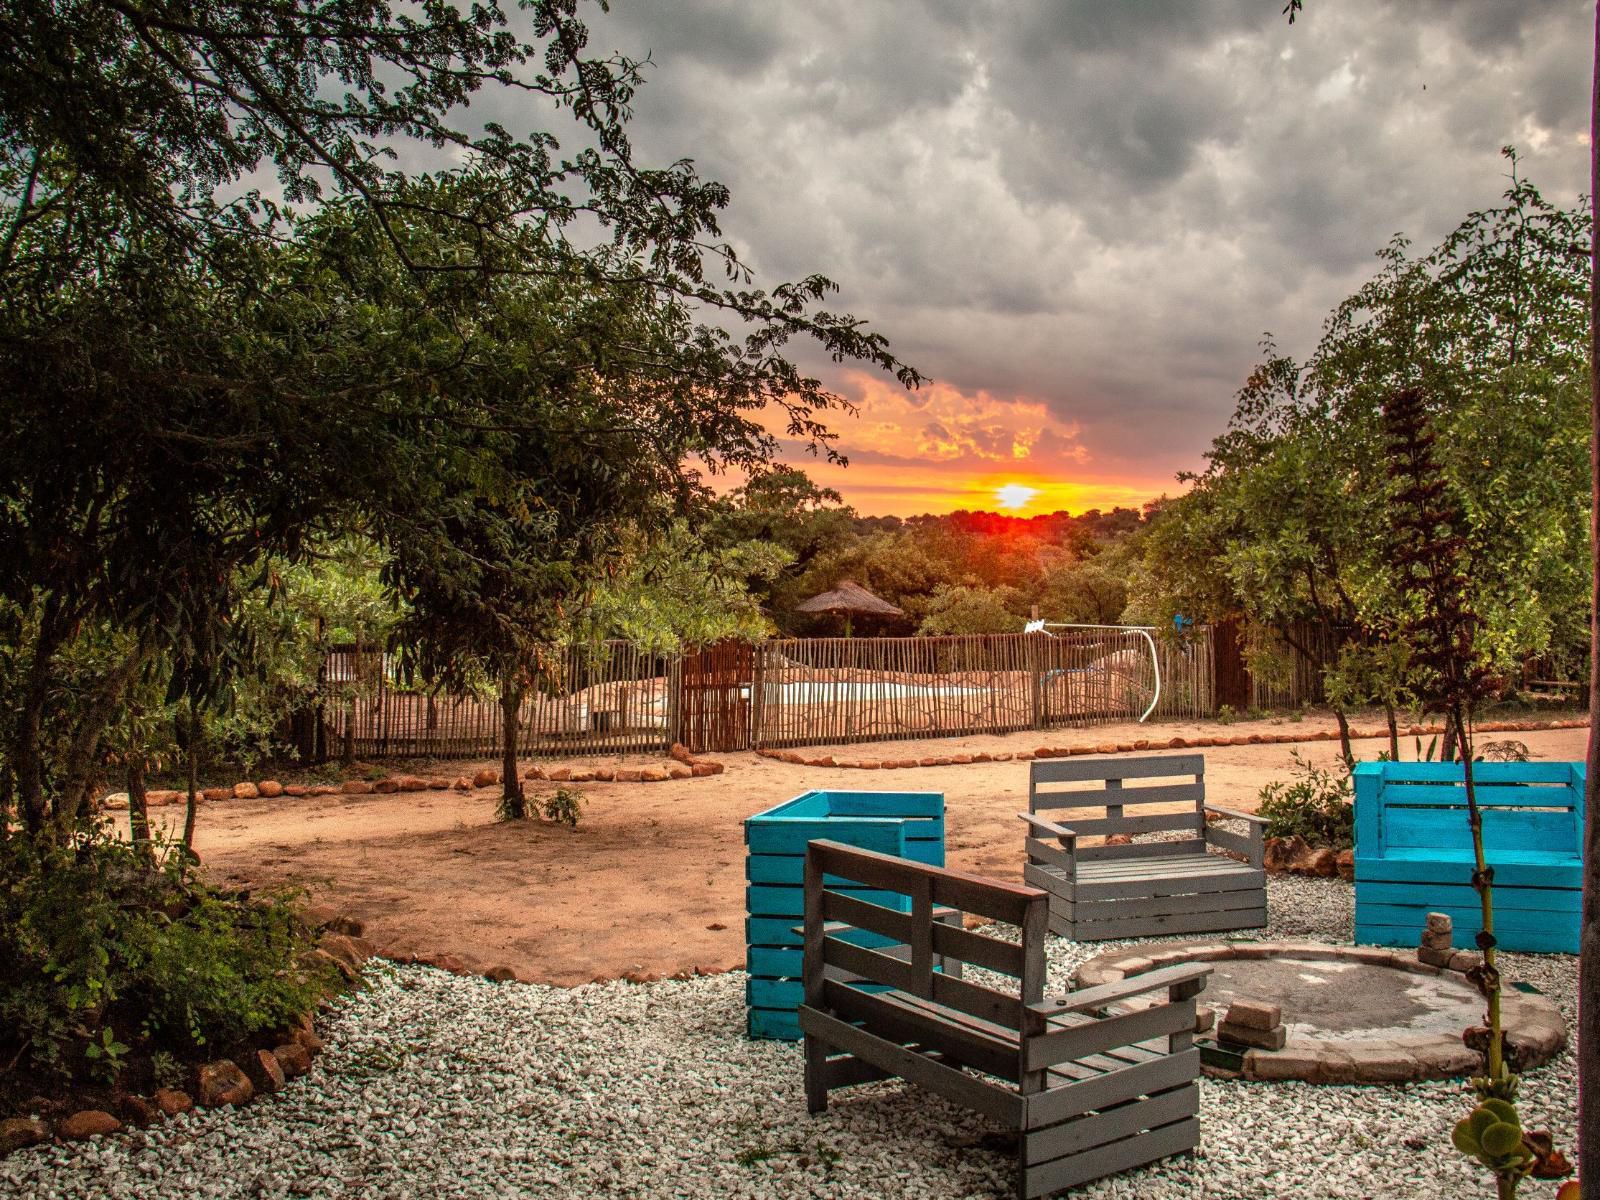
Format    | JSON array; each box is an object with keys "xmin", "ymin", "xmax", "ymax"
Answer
[
  {"xmin": 1018, "ymin": 811, "xmax": 1078, "ymax": 848},
  {"xmin": 1027, "ymin": 962, "xmax": 1213, "ymax": 1018},
  {"xmin": 1203, "ymin": 804, "xmax": 1268, "ymax": 826}
]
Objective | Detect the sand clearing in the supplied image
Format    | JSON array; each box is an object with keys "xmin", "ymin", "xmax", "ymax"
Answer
[{"xmin": 146, "ymin": 716, "xmax": 1587, "ymax": 986}]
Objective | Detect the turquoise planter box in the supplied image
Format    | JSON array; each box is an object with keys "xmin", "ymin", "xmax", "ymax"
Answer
[
  {"xmin": 743, "ymin": 789, "xmax": 945, "ymax": 1040},
  {"xmin": 1353, "ymin": 760, "xmax": 1584, "ymax": 954}
]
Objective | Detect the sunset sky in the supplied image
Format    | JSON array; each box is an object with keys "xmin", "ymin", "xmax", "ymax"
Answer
[{"xmin": 570, "ymin": 1, "xmax": 1590, "ymax": 517}]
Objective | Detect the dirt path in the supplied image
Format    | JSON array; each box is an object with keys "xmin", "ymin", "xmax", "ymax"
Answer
[{"xmin": 149, "ymin": 716, "xmax": 1588, "ymax": 986}]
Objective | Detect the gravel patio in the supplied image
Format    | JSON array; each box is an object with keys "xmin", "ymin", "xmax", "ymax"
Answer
[{"xmin": 0, "ymin": 876, "xmax": 1577, "ymax": 1200}]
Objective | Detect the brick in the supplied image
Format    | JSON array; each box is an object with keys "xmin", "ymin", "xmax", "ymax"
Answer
[
  {"xmin": 1224, "ymin": 998, "xmax": 1282, "ymax": 1031},
  {"xmin": 1217, "ymin": 1021, "xmax": 1287, "ymax": 1050}
]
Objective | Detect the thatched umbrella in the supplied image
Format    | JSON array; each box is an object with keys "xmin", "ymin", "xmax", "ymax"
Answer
[{"xmin": 794, "ymin": 579, "xmax": 904, "ymax": 637}]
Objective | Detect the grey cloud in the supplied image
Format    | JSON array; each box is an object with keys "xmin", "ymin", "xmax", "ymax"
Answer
[{"xmin": 557, "ymin": 1, "xmax": 1591, "ymax": 504}]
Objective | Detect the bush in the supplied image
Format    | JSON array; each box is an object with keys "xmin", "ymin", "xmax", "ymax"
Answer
[
  {"xmin": 0, "ymin": 825, "xmax": 336, "ymax": 1089},
  {"xmin": 1256, "ymin": 753, "xmax": 1354, "ymax": 849}
]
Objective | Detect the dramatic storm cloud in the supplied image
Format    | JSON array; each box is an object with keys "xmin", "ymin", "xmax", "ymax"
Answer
[{"xmin": 558, "ymin": 1, "xmax": 1592, "ymax": 513}]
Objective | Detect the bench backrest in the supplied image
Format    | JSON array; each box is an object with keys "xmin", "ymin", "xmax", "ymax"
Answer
[
  {"xmin": 803, "ymin": 839, "xmax": 1048, "ymax": 1036},
  {"xmin": 1030, "ymin": 755, "xmax": 1206, "ymax": 860},
  {"xmin": 1353, "ymin": 761, "xmax": 1584, "ymax": 858}
]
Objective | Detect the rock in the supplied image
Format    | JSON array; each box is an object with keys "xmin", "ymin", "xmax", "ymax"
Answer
[
  {"xmin": 1263, "ymin": 835, "xmax": 1309, "ymax": 873},
  {"xmin": 811, "ymin": 755, "xmax": 837, "ymax": 768},
  {"xmin": 340, "ymin": 780, "xmax": 373, "ymax": 795},
  {"xmin": 289, "ymin": 1018, "xmax": 325, "ymax": 1056},
  {"xmin": 202, "ymin": 787, "xmax": 232, "ymax": 801},
  {"xmin": 116, "ymin": 1094, "xmax": 157, "ymax": 1127},
  {"xmin": 1301, "ymin": 848, "xmax": 1338, "ymax": 877},
  {"xmin": 272, "ymin": 1043, "xmax": 313, "ymax": 1079},
  {"xmin": 669, "ymin": 743, "xmax": 696, "ymax": 764},
  {"xmin": 243, "ymin": 1048, "xmax": 286, "ymax": 1094},
  {"xmin": 567, "ymin": 767, "xmax": 597, "ymax": 782},
  {"xmin": 197, "ymin": 1060, "xmax": 254, "ymax": 1108},
  {"xmin": 427, "ymin": 778, "xmax": 450, "ymax": 790},
  {"xmin": 256, "ymin": 780, "xmax": 283, "ymax": 798},
  {"xmin": 1336, "ymin": 849, "xmax": 1355, "ymax": 881},
  {"xmin": 472, "ymin": 769, "xmax": 498, "ymax": 788},
  {"xmin": 103, "ymin": 792, "xmax": 130, "ymax": 810},
  {"xmin": 0, "ymin": 1116, "xmax": 50, "ymax": 1154},
  {"xmin": 1448, "ymin": 951, "xmax": 1482, "ymax": 973},
  {"xmin": 428, "ymin": 953, "xmax": 468, "ymax": 973},
  {"xmin": 153, "ymin": 1088, "xmax": 193, "ymax": 1117},
  {"xmin": 1217, "ymin": 1021, "xmax": 1288, "ymax": 1050},
  {"xmin": 452, "ymin": 777, "xmax": 473, "ymax": 791},
  {"xmin": 545, "ymin": 766, "xmax": 572, "ymax": 782},
  {"xmin": 484, "ymin": 965, "xmax": 517, "ymax": 983},
  {"xmin": 283, "ymin": 785, "xmax": 309, "ymax": 797},
  {"xmin": 301, "ymin": 902, "xmax": 340, "ymax": 930},
  {"xmin": 373, "ymin": 778, "xmax": 401, "ymax": 794},
  {"xmin": 685, "ymin": 762, "xmax": 715, "ymax": 778},
  {"xmin": 325, "ymin": 914, "xmax": 364, "ymax": 938},
  {"xmin": 1224, "ymin": 998, "xmax": 1282, "ymax": 1031},
  {"xmin": 614, "ymin": 768, "xmax": 643, "ymax": 782},
  {"xmin": 1194, "ymin": 1005, "xmax": 1215, "ymax": 1034},
  {"xmin": 1420, "ymin": 928, "xmax": 1453, "ymax": 952},
  {"xmin": 522, "ymin": 766, "xmax": 547, "ymax": 782},
  {"xmin": 1104, "ymin": 833, "xmax": 1134, "ymax": 846},
  {"xmin": 948, "ymin": 753, "xmax": 973, "ymax": 764},
  {"xmin": 318, "ymin": 932, "xmax": 375, "ymax": 972},
  {"xmin": 146, "ymin": 789, "xmax": 178, "ymax": 806},
  {"xmin": 309, "ymin": 785, "xmax": 340, "ymax": 796},
  {"xmin": 666, "ymin": 764, "xmax": 692, "ymax": 780},
  {"xmin": 1015, "ymin": 751, "xmax": 1035, "ymax": 761},
  {"xmin": 1425, "ymin": 911, "xmax": 1453, "ymax": 934},
  {"xmin": 397, "ymin": 775, "xmax": 429, "ymax": 792},
  {"xmin": 637, "ymin": 765, "xmax": 670, "ymax": 782},
  {"xmin": 58, "ymin": 1110, "xmax": 121, "ymax": 1140},
  {"xmin": 591, "ymin": 768, "xmax": 615, "ymax": 781},
  {"xmin": 233, "ymin": 781, "xmax": 259, "ymax": 799},
  {"xmin": 1418, "ymin": 946, "xmax": 1454, "ymax": 968}
]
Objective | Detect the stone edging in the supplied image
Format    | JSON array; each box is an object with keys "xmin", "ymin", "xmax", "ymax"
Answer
[
  {"xmin": 754, "ymin": 717, "xmax": 1588, "ymax": 770},
  {"xmin": 99, "ymin": 745, "xmax": 726, "ymax": 811},
  {"xmin": 1076, "ymin": 939, "xmax": 1567, "ymax": 1084}
]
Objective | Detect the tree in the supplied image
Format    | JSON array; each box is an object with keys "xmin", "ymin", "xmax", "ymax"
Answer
[
  {"xmin": 0, "ymin": 3, "xmax": 921, "ymax": 832},
  {"xmin": 917, "ymin": 584, "xmax": 1026, "ymax": 636}
]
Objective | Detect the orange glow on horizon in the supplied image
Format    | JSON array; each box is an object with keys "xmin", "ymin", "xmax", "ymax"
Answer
[{"xmin": 994, "ymin": 483, "xmax": 1039, "ymax": 510}]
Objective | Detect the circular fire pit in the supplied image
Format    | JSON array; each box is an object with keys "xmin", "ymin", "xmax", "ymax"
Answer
[{"xmin": 1076, "ymin": 940, "xmax": 1567, "ymax": 1084}]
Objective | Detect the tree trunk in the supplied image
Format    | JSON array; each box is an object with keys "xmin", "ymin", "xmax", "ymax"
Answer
[
  {"xmin": 1332, "ymin": 707, "xmax": 1353, "ymax": 765},
  {"xmin": 1384, "ymin": 702, "xmax": 1400, "ymax": 761},
  {"xmin": 1580, "ymin": 0, "xmax": 1600, "ymax": 1181},
  {"xmin": 341, "ymin": 698, "xmax": 355, "ymax": 767},
  {"xmin": 127, "ymin": 761, "xmax": 150, "ymax": 848},
  {"xmin": 500, "ymin": 676, "xmax": 525, "ymax": 819},
  {"xmin": 181, "ymin": 705, "xmax": 200, "ymax": 859}
]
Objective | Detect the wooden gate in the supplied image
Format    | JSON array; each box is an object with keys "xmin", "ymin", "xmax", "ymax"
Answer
[
  {"xmin": 1212, "ymin": 618, "xmax": 1252, "ymax": 711},
  {"xmin": 680, "ymin": 640, "xmax": 754, "ymax": 752}
]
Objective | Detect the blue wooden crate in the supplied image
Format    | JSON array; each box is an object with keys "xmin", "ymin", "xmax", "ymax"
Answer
[
  {"xmin": 743, "ymin": 789, "xmax": 944, "ymax": 1039},
  {"xmin": 1353, "ymin": 760, "xmax": 1584, "ymax": 954}
]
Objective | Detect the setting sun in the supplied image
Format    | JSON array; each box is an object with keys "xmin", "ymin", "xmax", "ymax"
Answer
[{"xmin": 994, "ymin": 483, "xmax": 1038, "ymax": 509}]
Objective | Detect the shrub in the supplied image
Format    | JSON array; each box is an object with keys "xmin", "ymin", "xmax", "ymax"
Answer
[
  {"xmin": 0, "ymin": 825, "xmax": 335, "ymax": 1088},
  {"xmin": 538, "ymin": 787, "xmax": 585, "ymax": 828},
  {"xmin": 1256, "ymin": 752, "xmax": 1354, "ymax": 849}
]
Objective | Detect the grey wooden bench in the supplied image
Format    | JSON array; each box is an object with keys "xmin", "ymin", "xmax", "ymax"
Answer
[
  {"xmin": 1021, "ymin": 754, "xmax": 1267, "ymax": 941},
  {"xmin": 799, "ymin": 838, "xmax": 1211, "ymax": 1198}
]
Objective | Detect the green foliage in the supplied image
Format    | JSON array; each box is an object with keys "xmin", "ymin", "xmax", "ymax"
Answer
[
  {"xmin": 1452, "ymin": 1099, "xmax": 1534, "ymax": 1180},
  {"xmin": 1255, "ymin": 753, "xmax": 1354, "ymax": 849},
  {"xmin": 538, "ymin": 788, "xmax": 585, "ymax": 829},
  {"xmin": 917, "ymin": 584, "xmax": 1026, "ymax": 636},
  {"xmin": 0, "ymin": 826, "xmax": 335, "ymax": 1084}
]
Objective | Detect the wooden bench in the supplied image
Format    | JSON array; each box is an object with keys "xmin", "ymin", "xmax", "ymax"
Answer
[
  {"xmin": 1353, "ymin": 760, "xmax": 1585, "ymax": 953},
  {"xmin": 1020, "ymin": 755, "xmax": 1267, "ymax": 941},
  {"xmin": 800, "ymin": 839, "xmax": 1211, "ymax": 1199}
]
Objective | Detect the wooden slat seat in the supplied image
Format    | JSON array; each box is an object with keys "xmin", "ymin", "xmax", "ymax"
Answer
[
  {"xmin": 1021, "ymin": 755, "xmax": 1267, "ymax": 941},
  {"xmin": 800, "ymin": 839, "xmax": 1211, "ymax": 1199}
]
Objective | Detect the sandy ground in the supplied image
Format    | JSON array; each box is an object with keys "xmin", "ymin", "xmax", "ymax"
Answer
[{"xmin": 146, "ymin": 714, "xmax": 1588, "ymax": 987}]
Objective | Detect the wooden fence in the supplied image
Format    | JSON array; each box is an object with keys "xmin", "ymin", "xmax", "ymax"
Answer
[{"xmin": 317, "ymin": 624, "xmax": 1308, "ymax": 760}]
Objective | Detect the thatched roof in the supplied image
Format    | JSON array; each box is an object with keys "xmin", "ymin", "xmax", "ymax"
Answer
[{"xmin": 794, "ymin": 579, "xmax": 904, "ymax": 617}]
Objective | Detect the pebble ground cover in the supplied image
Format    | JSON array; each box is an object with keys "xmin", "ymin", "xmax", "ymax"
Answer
[{"xmin": 0, "ymin": 876, "xmax": 1576, "ymax": 1200}]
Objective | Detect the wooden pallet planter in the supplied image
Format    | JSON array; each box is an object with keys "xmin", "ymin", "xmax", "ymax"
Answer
[
  {"xmin": 1022, "ymin": 754, "xmax": 1267, "ymax": 941},
  {"xmin": 744, "ymin": 789, "xmax": 944, "ymax": 1039},
  {"xmin": 800, "ymin": 840, "xmax": 1211, "ymax": 1199},
  {"xmin": 1353, "ymin": 760, "xmax": 1585, "ymax": 954}
]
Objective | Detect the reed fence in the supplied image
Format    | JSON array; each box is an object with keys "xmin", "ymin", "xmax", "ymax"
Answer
[{"xmin": 316, "ymin": 624, "xmax": 1313, "ymax": 761}]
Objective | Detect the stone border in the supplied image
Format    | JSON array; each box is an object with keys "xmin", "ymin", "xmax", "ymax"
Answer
[
  {"xmin": 754, "ymin": 717, "xmax": 1589, "ymax": 770},
  {"xmin": 98, "ymin": 745, "xmax": 727, "ymax": 812},
  {"xmin": 1076, "ymin": 939, "xmax": 1567, "ymax": 1084}
]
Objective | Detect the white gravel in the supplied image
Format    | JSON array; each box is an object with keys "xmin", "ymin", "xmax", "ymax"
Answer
[{"xmin": 1, "ymin": 875, "xmax": 1578, "ymax": 1200}]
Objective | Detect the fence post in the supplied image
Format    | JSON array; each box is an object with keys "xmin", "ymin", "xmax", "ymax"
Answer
[
  {"xmin": 1028, "ymin": 631, "xmax": 1044, "ymax": 731},
  {"xmin": 665, "ymin": 652, "xmax": 684, "ymax": 752}
]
